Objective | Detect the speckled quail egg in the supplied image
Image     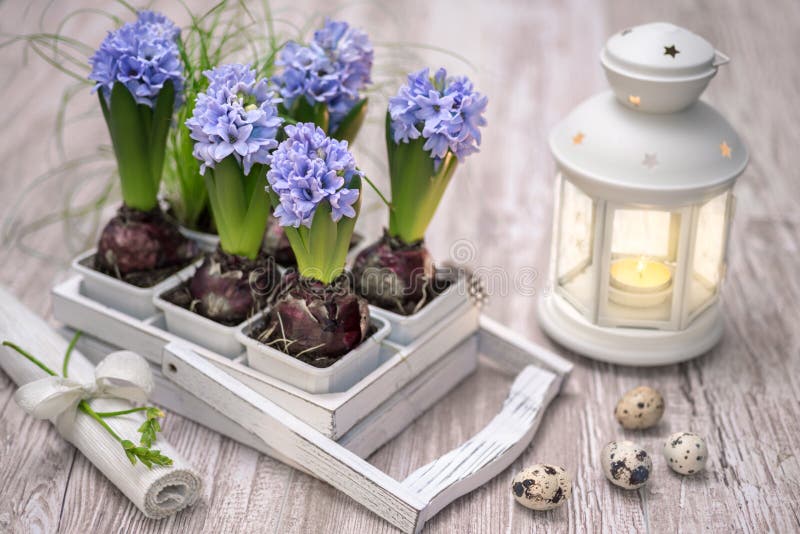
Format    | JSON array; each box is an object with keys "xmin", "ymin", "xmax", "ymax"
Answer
[
  {"xmin": 601, "ymin": 440, "xmax": 652, "ymax": 490},
  {"xmin": 663, "ymin": 432, "xmax": 708, "ymax": 475},
  {"xmin": 614, "ymin": 386, "xmax": 665, "ymax": 429},
  {"xmin": 511, "ymin": 464, "xmax": 571, "ymax": 510}
]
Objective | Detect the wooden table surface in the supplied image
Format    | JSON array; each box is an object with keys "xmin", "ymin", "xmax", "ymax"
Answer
[{"xmin": 2, "ymin": 0, "xmax": 799, "ymax": 532}]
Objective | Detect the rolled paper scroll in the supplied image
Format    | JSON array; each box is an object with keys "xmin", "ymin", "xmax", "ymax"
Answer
[{"xmin": 0, "ymin": 287, "xmax": 202, "ymax": 518}]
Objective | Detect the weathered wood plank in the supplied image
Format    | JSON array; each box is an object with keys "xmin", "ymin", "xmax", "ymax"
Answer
[
  {"xmin": 1, "ymin": 0, "xmax": 799, "ymax": 532},
  {"xmin": 0, "ymin": 385, "xmax": 77, "ymax": 533},
  {"xmin": 161, "ymin": 344, "xmax": 427, "ymax": 533}
]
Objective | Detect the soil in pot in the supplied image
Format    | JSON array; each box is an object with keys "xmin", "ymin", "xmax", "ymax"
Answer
[
  {"xmin": 162, "ymin": 247, "xmax": 281, "ymax": 325},
  {"xmin": 93, "ymin": 204, "xmax": 199, "ymax": 287},
  {"xmin": 247, "ymin": 271, "xmax": 372, "ymax": 367},
  {"xmin": 351, "ymin": 230, "xmax": 452, "ymax": 315}
]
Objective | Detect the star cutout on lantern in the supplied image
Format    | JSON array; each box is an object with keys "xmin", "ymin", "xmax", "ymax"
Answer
[
  {"xmin": 664, "ymin": 44, "xmax": 680, "ymax": 58},
  {"xmin": 642, "ymin": 153, "xmax": 658, "ymax": 169},
  {"xmin": 572, "ymin": 132, "xmax": 585, "ymax": 145},
  {"xmin": 720, "ymin": 141, "xmax": 732, "ymax": 158},
  {"xmin": 628, "ymin": 95, "xmax": 641, "ymax": 106}
]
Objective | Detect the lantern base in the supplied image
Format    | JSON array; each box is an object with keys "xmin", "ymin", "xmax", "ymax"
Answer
[{"xmin": 537, "ymin": 294, "xmax": 723, "ymax": 366}]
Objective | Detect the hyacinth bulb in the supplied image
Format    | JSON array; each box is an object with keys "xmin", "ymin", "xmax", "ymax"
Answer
[
  {"xmin": 258, "ymin": 272, "xmax": 369, "ymax": 366},
  {"xmin": 351, "ymin": 231, "xmax": 435, "ymax": 315},
  {"xmin": 188, "ymin": 248, "xmax": 280, "ymax": 324},
  {"xmin": 95, "ymin": 205, "xmax": 198, "ymax": 278}
]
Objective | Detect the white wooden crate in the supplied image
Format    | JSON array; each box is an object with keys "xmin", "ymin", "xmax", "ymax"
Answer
[
  {"xmin": 160, "ymin": 328, "xmax": 570, "ymax": 533},
  {"xmin": 70, "ymin": 329, "xmax": 480, "ymax": 461},
  {"xmin": 52, "ymin": 275, "xmax": 572, "ymax": 532},
  {"xmin": 52, "ymin": 275, "xmax": 480, "ymax": 439}
]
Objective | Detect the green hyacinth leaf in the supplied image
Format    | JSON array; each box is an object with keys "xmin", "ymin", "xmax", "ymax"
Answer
[
  {"xmin": 385, "ymin": 112, "xmax": 396, "ymax": 177},
  {"xmin": 330, "ymin": 175, "xmax": 361, "ymax": 278},
  {"xmin": 385, "ymin": 109, "xmax": 460, "ymax": 242},
  {"xmin": 292, "ymin": 99, "xmax": 330, "ymax": 133},
  {"xmin": 316, "ymin": 104, "xmax": 330, "ymax": 134},
  {"xmin": 387, "ymin": 136, "xmax": 458, "ymax": 243},
  {"xmin": 331, "ymin": 98, "xmax": 368, "ymax": 143},
  {"xmin": 149, "ymin": 80, "xmax": 175, "ymax": 193},
  {"xmin": 267, "ymin": 186, "xmax": 311, "ymax": 269},
  {"xmin": 307, "ymin": 201, "xmax": 338, "ymax": 283},
  {"xmin": 110, "ymin": 83, "xmax": 157, "ymax": 211},
  {"xmin": 98, "ymin": 92, "xmax": 117, "ymax": 172},
  {"xmin": 385, "ymin": 103, "xmax": 458, "ymax": 243},
  {"xmin": 98, "ymin": 93, "xmax": 112, "ymax": 135},
  {"xmin": 387, "ymin": 136, "xmax": 433, "ymax": 241},
  {"xmin": 291, "ymin": 98, "xmax": 315, "ymax": 123},
  {"xmin": 204, "ymin": 170, "xmax": 232, "ymax": 250},
  {"xmin": 237, "ymin": 164, "xmax": 272, "ymax": 260},
  {"xmin": 208, "ymin": 156, "xmax": 247, "ymax": 255}
]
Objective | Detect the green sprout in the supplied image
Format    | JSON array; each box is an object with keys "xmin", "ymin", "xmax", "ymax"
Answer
[{"xmin": 2, "ymin": 332, "xmax": 172, "ymax": 469}]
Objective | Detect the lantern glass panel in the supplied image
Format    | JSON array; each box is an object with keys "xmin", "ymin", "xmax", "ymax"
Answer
[
  {"xmin": 687, "ymin": 191, "xmax": 729, "ymax": 319},
  {"xmin": 556, "ymin": 178, "xmax": 596, "ymax": 315},
  {"xmin": 603, "ymin": 207, "xmax": 682, "ymax": 325}
]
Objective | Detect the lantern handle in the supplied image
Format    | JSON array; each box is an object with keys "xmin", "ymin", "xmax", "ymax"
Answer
[{"xmin": 712, "ymin": 50, "xmax": 730, "ymax": 67}]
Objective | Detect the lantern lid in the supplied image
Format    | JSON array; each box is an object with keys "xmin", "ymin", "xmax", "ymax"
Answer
[
  {"xmin": 549, "ymin": 91, "xmax": 748, "ymax": 205},
  {"xmin": 602, "ymin": 22, "xmax": 723, "ymax": 82},
  {"xmin": 600, "ymin": 23, "xmax": 730, "ymax": 113}
]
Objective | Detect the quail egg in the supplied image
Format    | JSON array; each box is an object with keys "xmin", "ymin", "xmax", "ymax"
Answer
[
  {"xmin": 511, "ymin": 464, "xmax": 571, "ymax": 510},
  {"xmin": 614, "ymin": 386, "xmax": 665, "ymax": 429},
  {"xmin": 601, "ymin": 440, "xmax": 652, "ymax": 490},
  {"xmin": 663, "ymin": 432, "xmax": 708, "ymax": 475}
]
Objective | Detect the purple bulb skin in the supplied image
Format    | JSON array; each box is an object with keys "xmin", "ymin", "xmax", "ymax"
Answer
[
  {"xmin": 95, "ymin": 205, "xmax": 198, "ymax": 278},
  {"xmin": 351, "ymin": 231, "xmax": 434, "ymax": 315},
  {"xmin": 188, "ymin": 248, "xmax": 280, "ymax": 324},
  {"xmin": 258, "ymin": 271, "xmax": 369, "ymax": 367}
]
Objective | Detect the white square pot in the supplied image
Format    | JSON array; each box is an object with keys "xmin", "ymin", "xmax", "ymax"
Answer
[
  {"xmin": 153, "ymin": 264, "xmax": 247, "ymax": 358},
  {"xmin": 236, "ymin": 314, "xmax": 391, "ymax": 393},
  {"xmin": 72, "ymin": 249, "xmax": 198, "ymax": 320},
  {"xmin": 368, "ymin": 275, "xmax": 468, "ymax": 345},
  {"xmin": 178, "ymin": 225, "xmax": 220, "ymax": 253}
]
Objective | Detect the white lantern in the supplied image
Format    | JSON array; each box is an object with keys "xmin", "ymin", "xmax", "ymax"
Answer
[{"xmin": 538, "ymin": 23, "xmax": 748, "ymax": 365}]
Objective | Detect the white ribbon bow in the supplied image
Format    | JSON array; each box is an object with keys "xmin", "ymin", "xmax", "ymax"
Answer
[{"xmin": 14, "ymin": 351, "xmax": 154, "ymax": 429}]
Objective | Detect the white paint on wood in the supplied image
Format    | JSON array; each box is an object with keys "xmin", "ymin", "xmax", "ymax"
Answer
[
  {"xmin": 337, "ymin": 336, "xmax": 479, "ymax": 458},
  {"xmin": 52, "ymin": 275, "xmax": 481, "ymax": 439},
  {"xmin": 160, "ymin": 332, "xmax": 566, "ymax": 533},
  {"xmin": 403, "ymin": 365, "xmax": 560, "ymax": 525},
  {"xmin": 70, "ymin": 328, "xmax": 480, "ymax": 462},
  {"xmin": 161, "ymin": 343, "xmax": 428, "ymax": 533}
]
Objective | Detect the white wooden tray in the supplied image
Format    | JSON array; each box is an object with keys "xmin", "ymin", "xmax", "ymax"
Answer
[
  {"xmin": 70, "ymin": 329, "xmax": 481, "ymax": 460},
  {"xmin": 52, "ymin": 275, "xmax": 480, "ymax": 439},
  {"xmin": 66, "ymin": 319, "xmax": 571, "ymax": 533},
  {"xmin": 52, "ymin": 275, "xmax": 572, "ymax": 531},
  {"xmin": 160, "ymin": 324, "xmax": 571, "ymax": 533}
]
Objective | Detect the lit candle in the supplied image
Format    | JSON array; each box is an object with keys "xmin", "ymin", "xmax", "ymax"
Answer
[{"xmin": 609, "ymin": 257, "xmax": 672, "ymax": 307}]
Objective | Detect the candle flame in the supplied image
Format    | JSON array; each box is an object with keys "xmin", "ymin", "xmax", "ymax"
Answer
[{"xmin": 636, "ymin": 257, "xmax": 646, "ymax": 278}]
